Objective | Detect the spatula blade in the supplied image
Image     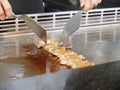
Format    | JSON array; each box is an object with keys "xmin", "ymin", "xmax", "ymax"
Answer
[
  {"xmin": 59, "ymin": 11, "xmax": 82, "ymax": 43},
  {"xmin": 18, "ymin": 15, "xmax": 47, "ymax": 43}
]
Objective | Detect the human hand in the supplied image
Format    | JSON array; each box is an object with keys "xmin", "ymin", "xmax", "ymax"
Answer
[
  {"xmin": 80, "ymin": 0, "xmax": 102, "ymax": 13},
  {"xmin": 0, "ymin": 0, "xmax": 13, "ymax": 20}
]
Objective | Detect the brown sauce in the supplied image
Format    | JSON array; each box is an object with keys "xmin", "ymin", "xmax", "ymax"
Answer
[{"xmin": 0, "ymin": 44, "xmax": 70, "ymax": 81}]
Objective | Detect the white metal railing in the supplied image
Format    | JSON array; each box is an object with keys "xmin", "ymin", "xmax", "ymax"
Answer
[{"xmin": 1, "ymin": 8, "xmax": 120, "ymax": 35}]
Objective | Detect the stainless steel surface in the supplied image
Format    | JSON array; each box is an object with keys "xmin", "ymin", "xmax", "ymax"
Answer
[
  {"xmin": 0, "ymin": 23, "xmax": 120, "ymax": 82},
  {"xmin": 59, "ymin": 11, "xmax": 82, "ymax": 42},
  {"xmin": 0, "ymin": 8, "xmax": 120, "ymax": 83},
  {"xmin": 72, "ymin": 23, "xmax": 120, "ymax": 64},
  {"xmin": 0, "ymin": 33, "xmax": 68, "ymax": 82},
  {"xmin": 48, "ymin": 23, "xmax": 120, "ymax": 65},
  {"xmin": 16, "ymin": 15, "xmax": 47, "ymax": 44}
]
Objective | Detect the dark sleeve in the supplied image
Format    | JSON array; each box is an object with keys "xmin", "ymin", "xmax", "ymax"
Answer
[{"xmin": 9, "ymin": 0, "xmax": 44, "ymax": 14}]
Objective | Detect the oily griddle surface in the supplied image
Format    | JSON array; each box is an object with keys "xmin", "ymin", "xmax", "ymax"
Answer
[{"xmin": 0, "ymin": 44, "xmax": 70, "ymax": 82}]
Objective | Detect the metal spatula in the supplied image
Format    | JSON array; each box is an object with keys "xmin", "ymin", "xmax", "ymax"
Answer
[
  {"xmin": 59, "ymin": 11, "xmax": 82, "ymax": 43},
  {"xmin": 14, "ymin": 15, "xmax": 47, "ymax": 44}
]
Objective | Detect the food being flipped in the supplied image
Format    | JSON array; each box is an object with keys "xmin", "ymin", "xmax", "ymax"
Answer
[{"xmin": 38, "ymin": 39, "xmax": 94, "ymax": 69}]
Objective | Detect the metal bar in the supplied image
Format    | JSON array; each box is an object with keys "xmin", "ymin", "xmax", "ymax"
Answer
[{"xmin": 0, "ymin": 8, "xmax": 120, "ymax": 35}]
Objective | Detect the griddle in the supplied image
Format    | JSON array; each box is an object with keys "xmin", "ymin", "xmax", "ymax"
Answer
[{"xmin": 0, "ymin": 8, "xmax": 120, "ymax": 89}]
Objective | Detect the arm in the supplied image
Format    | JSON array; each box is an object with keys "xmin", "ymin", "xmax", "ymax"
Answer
[
  {"xmin": 0, "ymin": 0, "xmax": 13, "ymax": 20},
  {"xmin": 80, "ymin": 0, "xmax": 102, "ymax": 13}
]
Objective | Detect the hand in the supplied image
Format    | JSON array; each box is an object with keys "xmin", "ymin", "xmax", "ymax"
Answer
[
  {"xmin": 80, "ymin": 0, "xmax": 102, "ymax": 13},
  {"xmin": 0, "ymin": 0, "xmax": 13, "ymax": 20}
]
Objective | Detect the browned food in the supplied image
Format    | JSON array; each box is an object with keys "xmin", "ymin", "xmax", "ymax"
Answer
[{"xmin": 39, "ymin": 39, "xmax": 94, "ymax": 69}]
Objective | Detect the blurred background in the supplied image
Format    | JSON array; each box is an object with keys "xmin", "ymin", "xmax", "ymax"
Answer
[{"xmin": 8, "ymin": 0, "xmax": 120, "ymax": 14}]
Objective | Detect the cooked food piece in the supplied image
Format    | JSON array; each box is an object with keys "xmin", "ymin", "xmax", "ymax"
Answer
[{"xmin": 39, "ymin": 39, "xmax": 94, "ymax": 69}]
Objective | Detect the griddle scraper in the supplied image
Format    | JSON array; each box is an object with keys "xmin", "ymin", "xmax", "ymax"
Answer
[
  {"xmin": 59, "ymin": 11, "xmax": 82, "ymax": 43},
  {"xmin": 15, "ymin": 15, "xmax": 47, "ymax": 47}
]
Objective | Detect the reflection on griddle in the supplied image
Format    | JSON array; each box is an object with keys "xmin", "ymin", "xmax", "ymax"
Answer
[{"xmin": 0, "ymin": 44, "xmax": 70, "ymax": 82}]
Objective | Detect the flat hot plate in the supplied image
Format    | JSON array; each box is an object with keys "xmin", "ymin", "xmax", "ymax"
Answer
[{"xmin": 0, "ymin": 23, "xmax": 120, "ymax": 83}]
